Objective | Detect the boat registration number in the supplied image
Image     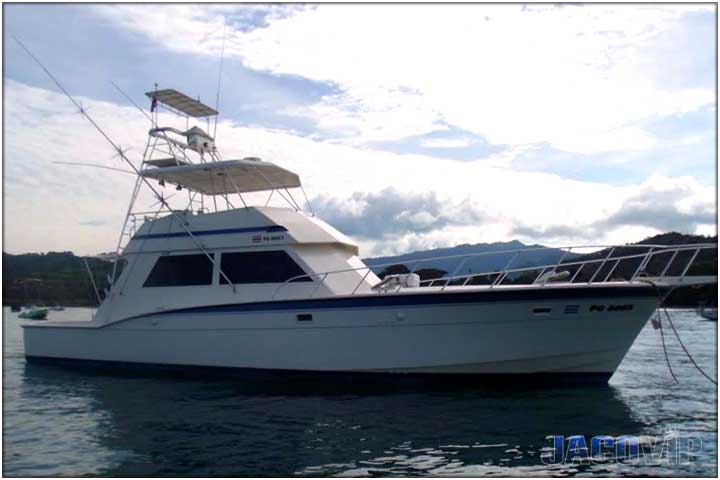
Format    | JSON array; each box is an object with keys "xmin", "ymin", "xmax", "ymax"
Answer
[
  {"xmin": 589, "ymin": 304, "xmax": 634, "ymax": 312},
  {"xmin": 252, "ymin": 234, "xmax": 285, "ymax": 243}
]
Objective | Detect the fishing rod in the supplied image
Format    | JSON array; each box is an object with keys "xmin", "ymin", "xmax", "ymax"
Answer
[{"xmin": 110, "ymin": 80, "xmax": 156, "ymax": 127}]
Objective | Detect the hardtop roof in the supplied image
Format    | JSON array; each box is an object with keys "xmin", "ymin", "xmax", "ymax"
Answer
[
  {"xmin": 140, "ymin": 158, "xmax": 301, "ymax": 195},
  {"xmin": 146, "ymin": 89, "xmax": 218, "ymax": 117}
]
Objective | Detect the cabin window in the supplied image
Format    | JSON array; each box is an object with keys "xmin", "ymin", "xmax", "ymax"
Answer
[
  {"xmin": 219, "ymin": 251, "xmax": 311, "ymax": 284},
  {"xmin": 143, "ymin": 254, "xmax": 214, "ymax": 287}
]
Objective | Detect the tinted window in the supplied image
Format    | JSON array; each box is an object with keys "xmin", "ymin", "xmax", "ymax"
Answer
[
  {"xmin": 144, "ymin": 254, "xmax": 214, "ymax": 287},
  {"xmin": 220, "ymin": 251, "xmax": 311, "ymax": 284}
]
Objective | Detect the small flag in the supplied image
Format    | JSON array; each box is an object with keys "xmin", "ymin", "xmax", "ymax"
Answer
[{"xmin": 150, "ymin": 97, "xmax": 158, "ymax": 112}]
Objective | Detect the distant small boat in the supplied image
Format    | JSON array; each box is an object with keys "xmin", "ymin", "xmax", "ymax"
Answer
[
  {"xmin": 49, "ymin": 306, "xmax": 65, "ymax": 311},
  {"xmin": 10, "ymin": 305, "xmax": 22, "ymax": 312},
  {"xmin": 697, "ymin": 305, "xmax": 718, "ymax": 321},
  {"xmin": 19, "ymin": 308, "xmax": 49, "ymax": 320}
]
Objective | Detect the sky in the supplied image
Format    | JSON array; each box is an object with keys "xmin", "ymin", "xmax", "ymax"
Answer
[{"xmin": 3, "ymin": 4, "xmax": 717, "ymax": 256}]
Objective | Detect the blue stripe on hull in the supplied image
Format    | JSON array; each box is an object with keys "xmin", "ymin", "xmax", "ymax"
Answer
[
  {"xmin": 132, "ymin": 225, "xmax": 287, "ymax": 240},
  {"xmin": 152, "ymin": 285, "xmax": 658, "ymax": 317},
  {"xmin": 25, "ymin": 356, "xmax": 613, "ymax": 388}
]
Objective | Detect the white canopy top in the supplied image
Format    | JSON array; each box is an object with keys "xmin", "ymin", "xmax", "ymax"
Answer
[
  {"xmin": 146, "ymin": 89, "xmax": 218, "ymax": 117},
  {"xmin": 140, "ymin": 158, "xmax": 301, "ymax": 195}
]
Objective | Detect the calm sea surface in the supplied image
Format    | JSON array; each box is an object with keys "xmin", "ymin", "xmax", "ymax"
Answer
[{"xmin": 3, "ymin": 307, "xmax": 717, "ymax": 477}]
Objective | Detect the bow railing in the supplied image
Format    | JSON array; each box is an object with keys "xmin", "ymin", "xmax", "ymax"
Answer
[{"xmin": 272, "ymin": 243, "xmax": 717, "ymax": 300}]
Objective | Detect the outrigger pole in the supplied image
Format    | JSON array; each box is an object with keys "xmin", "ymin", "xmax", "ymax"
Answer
[
  {"xmin": 53, "ymin": 161, "xmax": 135, "ymax": 175},
  {"xmin": 110, "ymin": 81, "xmax": 156, "ymax": 128},
  {"xmin": 14, "ymin": 36, "xmax": 238, "ymax": 293},
  {"xmin": 213, "ymin": 16, "xmax": 227, "ymax": 140}
]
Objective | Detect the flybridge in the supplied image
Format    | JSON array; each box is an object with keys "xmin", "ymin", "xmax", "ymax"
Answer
[
  {"xmin": 138, "ymin": 86, "xmax": 309, "ymax": 204},
  {"xmin": 109, "ymin": 85, "xmax": 314, "ymax": 293},
  {"xmin": 139, "ymin": 89, "xmax": 301, "ymax": 196},
  {"xmin": 121, "ymin": 85, "xmax": 313, "ymax": 259}
]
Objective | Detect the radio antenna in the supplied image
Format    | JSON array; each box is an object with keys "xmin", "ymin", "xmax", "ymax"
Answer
[{"xmin": 212, "ymin": 16, "xmax": 227, "ymax": 140}]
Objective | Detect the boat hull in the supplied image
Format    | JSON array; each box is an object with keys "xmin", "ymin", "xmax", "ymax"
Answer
[{"xmin": 23, "ymin": 288, "xmax": 659, "ymax": 380}]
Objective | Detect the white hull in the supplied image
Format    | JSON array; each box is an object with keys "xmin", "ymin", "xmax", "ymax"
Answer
[{"xmin": 23, "ymin": 290, "xmax": 658, "ymax": 378}]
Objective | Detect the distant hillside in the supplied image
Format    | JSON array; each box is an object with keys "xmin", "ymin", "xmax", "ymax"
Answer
[
  {"xmin": 364, "ymin": 240, "xmax": 580, "ymax": 279},
  {"xmin": 3, "ymin": 252, "xmax": 113, "ymax": 307}
]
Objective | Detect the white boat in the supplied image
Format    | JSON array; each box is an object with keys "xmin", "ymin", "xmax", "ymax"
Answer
[
  {"xmin": 697, "ymin": 305, "xmax": 718, "ymax": 321},
  {"xmin": 19, "ymin": 307, "xmax": 48, "ymax": 320},
  {"xmin": 21, "ymin": 87, "xmax": 718, "ymax": 383}
]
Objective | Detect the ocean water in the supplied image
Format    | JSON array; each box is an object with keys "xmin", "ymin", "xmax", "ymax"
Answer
[{"xmin": 3, "ymin": 307, "xmax": 717, "ymax": 477}]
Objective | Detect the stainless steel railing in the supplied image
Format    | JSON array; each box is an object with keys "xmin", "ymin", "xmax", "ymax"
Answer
[{"xmin": 272, "ymin": 243, "xmax": 717, "ymax": 300}]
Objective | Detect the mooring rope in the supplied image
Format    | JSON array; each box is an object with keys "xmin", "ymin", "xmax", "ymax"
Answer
[
  {"xmin": 643, "ymin": 280, "xmax": 717, "ymax": 386},
  {"xmin": 662, "ymin": 306, "xmax": 717, "ymax": 385},
  {"xmin": 655, "ymin": 309, "xmax": 679, "ymax": 384}
]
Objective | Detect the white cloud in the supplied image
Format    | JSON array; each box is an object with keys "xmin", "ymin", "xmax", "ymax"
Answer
[
  {"xmin": 420, "ymin": 137, "xmax": 474, "ymax": 149},
  {"xmin": 511, "ymin": 173, "xmax": 716, "ymax": 244},
  {"xmin": 97, "ymin": 4, "xmax": 715, "ymax": 156},
  {"xmin": 4, "ymin": 81, "xmax": 715, "ymax": 257},
  {"xmin": 285, "ymin": 87, "xmax": 444, "ymax": 144}
]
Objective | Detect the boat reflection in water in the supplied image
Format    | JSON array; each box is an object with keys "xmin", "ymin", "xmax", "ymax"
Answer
[{"xmin": 20, "ymin": 361, "xmax": 645, "ymax": 477}]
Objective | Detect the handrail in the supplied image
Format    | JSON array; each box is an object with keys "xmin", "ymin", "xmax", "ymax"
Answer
[
  {"xmin": 588, "ymin": 247, "xmax": 615, "ymax": 284},
  {"xmin": 420, "ymin": 250, "xmax": 658, "ymax": 288},
  {"xmin": 541, "ymin": 247, "xmax": 573, "ymax": 286},
  {"xmin": 270, "ymin": 243, "xmax": 717, "ymax": 301},
  {"xmin": 681, "ymin": 248, "xmax": 702, "ymax": 277}
]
